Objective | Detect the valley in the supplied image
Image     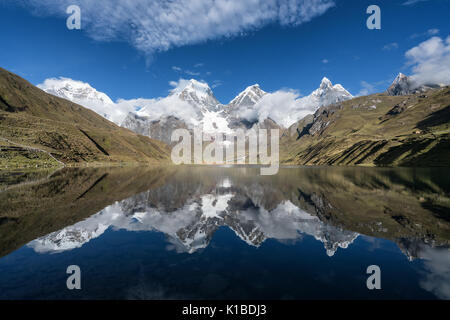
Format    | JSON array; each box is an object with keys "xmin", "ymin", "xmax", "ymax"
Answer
[{"xmin": 1, "ymin": 67, "xmax": 449, "ymax": 169}]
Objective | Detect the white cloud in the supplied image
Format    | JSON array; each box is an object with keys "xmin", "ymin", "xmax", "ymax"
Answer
[
  {"xmin": 117, "ymin": 96, "xmax": 200, "ymax": 126},
  {"xmin": 322, "ymin": 59, "xmax": 329, "ymax": 64},
  {"xmin": 419, "ymin": 246, "xmax": 450, "ymax": 300},
  {"xmin": 410, "ymin": 28, "xmax": 439, "ymax": 39},
  {"xmin": 382, "ymin": 42, "xmax": 399, "ymax": 51},
  {"xmin": 357, "ymin": 81, "xmax": 376, "ymax": 97},
  {"xmin": 211, "ymin": 80, "xmax": 223, "ymax": 88},
  {"xmin": 237, "ymin": 89, "xmax": 317, "ymax": 128},
  {"xmin": 119, "ymin": 78, "xmax": 201, "ymax": 125},
  {"xmin": 406, "ymin": 36, "xmax": 450, "ymax": 86},
  {"xmin": 19, "ymin": 0, "xmax": 334, "ymax": 56},
  {"xmin": 402, "ymin": 0, "xmax": 430, "ymax": 5},
  {"xmin": 38, "ymin": 76, "xmax": 200, "ymax": 125},
  {"xmin": 37, "ymin": 77, "xmax": 134, "ymax": 124}
]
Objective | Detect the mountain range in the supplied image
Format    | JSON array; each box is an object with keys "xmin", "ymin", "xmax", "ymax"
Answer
[
  {"xmin": 1, "ymin": 66, "xmax": 449, "ymax": 167},
  {"xmin": 39, "ymin": 76, "xmax": 354, "ymax": 144}
]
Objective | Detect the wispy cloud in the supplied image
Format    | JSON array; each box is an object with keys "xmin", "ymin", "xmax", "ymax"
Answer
[
  {"xmin": 322, "ymin": 59, "xmax": 329, "ymax": 64},
  {"xmin": 402, "ymin": 0, "xmax": 430, "ymax": 5},
  {"xmin": 18, "ymin": 0, "xmax": 334, "ymax": 58},
  {"xmin": 382, "ymin": 42, "xmax": 399, "ymax": 51},
  {"xmin": 211, "ymin": 80, "xmax": 223, "ymax": 88},
  {"xmin": 356, "ymin": 79, "xmax": 391, "ymax": 97},
  {"xmin": 172, "ymin": 66, "xmax": 203, "ymax": 77},
  {"xmin": 410, "ymin": 28, "xmax": 439, "ymax": 39}
]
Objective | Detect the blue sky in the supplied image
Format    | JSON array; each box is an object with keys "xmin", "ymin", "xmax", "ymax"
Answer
[{"xmin": 0, "ymin": 0, "xmax": 449, "ymax": 103}]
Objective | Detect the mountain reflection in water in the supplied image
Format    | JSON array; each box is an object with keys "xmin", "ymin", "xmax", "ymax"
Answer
[{"xmin": 0, "ymin": 166, "xmax": 449, "ymax": 299}]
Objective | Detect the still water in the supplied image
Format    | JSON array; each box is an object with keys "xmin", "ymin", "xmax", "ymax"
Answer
[{"xmin": 0, "ymin": 166, "xmax": 449, "ymax": 299}]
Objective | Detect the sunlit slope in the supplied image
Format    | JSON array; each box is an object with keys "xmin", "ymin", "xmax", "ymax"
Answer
[
  {"xmin": 281, "ymin": 87, "xmax": 450, "ymax": 166},
  {"xmin": 0, "ymin": 67, "xmax": 170, "ymax": 167}
]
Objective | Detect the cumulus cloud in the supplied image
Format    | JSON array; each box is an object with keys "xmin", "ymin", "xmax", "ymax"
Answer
[
  {"xmin": 419, "ymin": 246, "xmax": 450, "ymax": 299},
  {"xmin": 118, "ymin": 96, "xmax": 200, "ymax": 126},
  {"xmin": 237, "ymin": 89, "xmax": 318, "ymax": 128},
  {"xmin": 38, "ymin": 76, "xmax": 200, "ymax": 125},
  {"xmin": 118, "ymin": 79, "xmax": 201, "ymax": 125},
  {"xmin": 18, "ymin": 0, "xmax": 334, "ymax": 56},
  {"xmin": 406, "ymin": 36, "xmax": 450, "ymax": 86}
]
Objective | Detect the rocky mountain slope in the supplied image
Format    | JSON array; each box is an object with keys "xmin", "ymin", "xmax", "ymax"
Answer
[
  {"xmin": 0, "ymin": 68, "xmax": 169, "ymax": 167},
  {"xmin": 282, "ymin": 84, "xmax": 450, "ymax": 166},
  {"xmin": 120, "ymin": 77, "xmax": 353, "ymax": 144},
  {"xmin": 387, "ymin": 73, "xmax": 441, "ymax": 96},
  {"xmin": 41, "ymin": 75, "xmax": 353, "ymax": 145}
]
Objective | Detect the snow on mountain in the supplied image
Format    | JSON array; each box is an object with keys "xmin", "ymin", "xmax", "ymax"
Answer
[
  {"xmin": 37, "ymin": 77, "xmax": 128, "ymax": 124},
  {"xmin": 170, "ymin": 79, "xmax": 221, "ymax": 112},
  {"xmin": 121, "ymin": 79, "xmax": 231, "ymax": 141},
  {"xmin": 304, "ymin": 77, "xmax": 353, "ymax": 107},
  {"xmin": 27, "ymin": 182, "xmax": 359, "ymax": 256},
  {"xmin": 236, "ymin": 77, "xmax": 353, "ymax": 128},
  {"xmin": 39, "ymin": 76, "xmax": 354, "ymax": 141},
  {"xmin": 386, "ymin": 73, "xmax": 415, "ymax": 96}
]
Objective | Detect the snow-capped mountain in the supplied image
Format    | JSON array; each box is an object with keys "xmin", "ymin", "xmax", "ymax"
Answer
[
  {"xmin": 386, "ymin": 73, "xmax": 442, "ymax": 96},
  {"xmin": 27, "ymin": 180, "xmax": 359, "ymax": 256},
  {"xmin": 37, "ymin": 77, "xmax": 123, "ymax": 123},
  {"xmin": 228, "ymin": 84, "xmax": 267, "ymax": 109},
  {"xmin": 121, "ymin": 79, "xmax": 229, "ymax": 143},
  {"xmin": 386, "ymin": 73, "xmax": 415, "ymax": 96},
  {"xmin": 299, "ymin": 77, "xmax": 353, "ymax": 108},
  {"xmin": 171, "ymin": 79, "xmax": 221, "ymax": 112},
  {"xmin": 39, "ymin": 76, "xmax": 354, "ymax": 144}
]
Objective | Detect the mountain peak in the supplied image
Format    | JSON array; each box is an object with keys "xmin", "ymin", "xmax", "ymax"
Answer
[
  {"xmin": 172, "ymin": 79, "xmax": 219, "ymax": 111},
  {"xmin": 320, "ymin": 77, "xmax": 332, "ymax": 88},
  {"xmin": 302, "ymin": 77, "xmax": 353, "ymax": 111},
  {"xmin": 187, "ymin": 78, "xmax": 210, "ymax": 88},
  {"xmin": 387, "ymin": 73, "xmax": 414, "ymax": 96},
  {"xmin": 246, "ymin": 84, "xmax": 261, "ymax": 89},
  {"xmin": 313, "ymin": 77, "xmax": 352, "ymax": 98},
  {"xmin": 228, "ymin": 84, "xmax": 267, "ymax": 108}
]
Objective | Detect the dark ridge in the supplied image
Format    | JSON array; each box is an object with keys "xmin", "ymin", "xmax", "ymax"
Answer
[
  {"xmin": 78, "ymin": 128, "xmax": 110, "ymax": 156},
  {"xmin": 296, "ymin": 122, "xmax": 313, "ymax": 140},
  {"xmin": 76, "ymin": 173, "xmax": 108, "ymax": 200},
  {"xmin": 0, "ymin": 94, "xmax": 26, "ymax": 112},
  {"xmin": 355, "ymin": 140, "xmax": 389, "ymax": 165},
  {"xmin": 421, "ymin": 200, "xmax": 450, "ymax": 222},
  {"xmin": 417, "ymin": 105, "xmax": 450, "ymax": 129}
]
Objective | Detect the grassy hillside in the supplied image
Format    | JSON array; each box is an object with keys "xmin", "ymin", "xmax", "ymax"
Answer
[
  {"xmin": 0, "ymin": 67, "xmax": 170, "ymax": 168},
  {"xmin": 281, "ymin": 87, "xmax": 450, "ymax": 166}
]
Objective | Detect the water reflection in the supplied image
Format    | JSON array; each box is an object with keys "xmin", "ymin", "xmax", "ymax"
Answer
[{"xmin": 0, "ymin": 166, "xmax": 449, "ymax": 299}]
